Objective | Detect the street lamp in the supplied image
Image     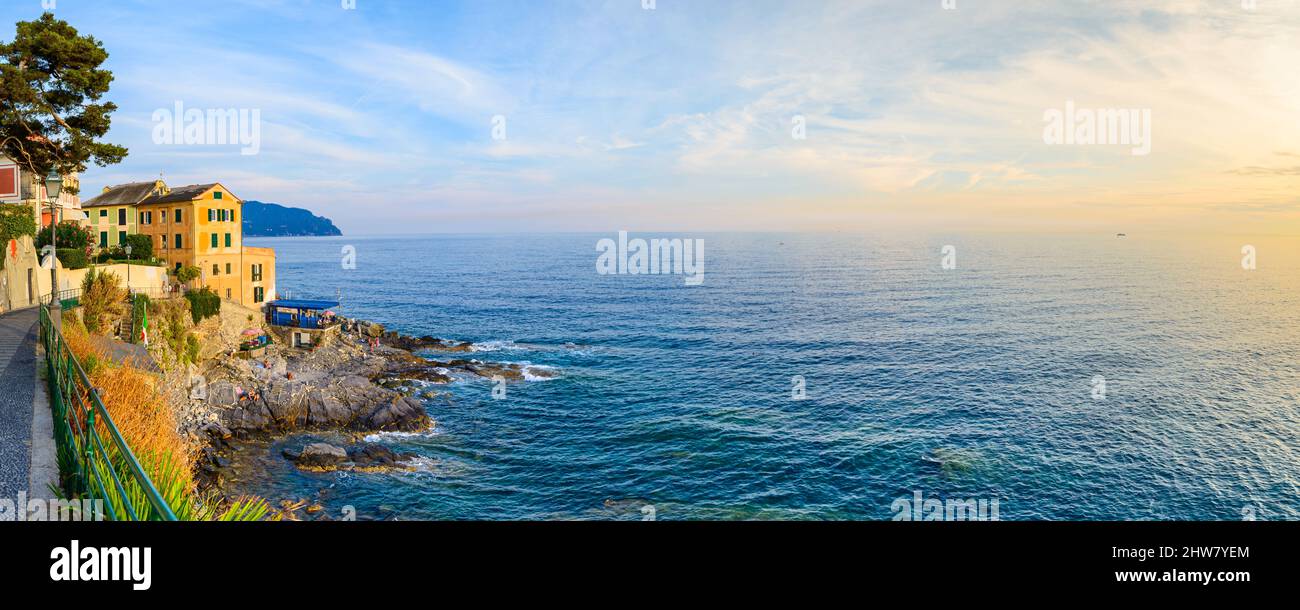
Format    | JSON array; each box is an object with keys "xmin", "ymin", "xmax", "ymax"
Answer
[
  {"xmin": 44, "ymin": 169, "xmax": 63, "ymax": 322},
  {"xmin": 124, "ymin": 244, "xmax": 133, "ymax": 290}
]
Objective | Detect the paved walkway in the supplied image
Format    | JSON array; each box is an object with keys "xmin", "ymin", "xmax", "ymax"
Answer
[{"xmin": 0, "ymin": 307, "xmax": 39, "ymax": 499}]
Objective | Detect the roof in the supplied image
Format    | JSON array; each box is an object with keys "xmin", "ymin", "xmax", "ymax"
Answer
[
  {"xmin": 82, "ymin": 181, "xmax": 163, "ymax": 208},
  {"xmin": 267, "ymin": 299, "xmax": 339, "ymax": 311},
  {"xmin": 141, "ymin": 183, "xmax": 226, "ymax": 204}
]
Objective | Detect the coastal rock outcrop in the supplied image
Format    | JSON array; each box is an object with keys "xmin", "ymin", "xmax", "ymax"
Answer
[
  {"xmin": 282, "ymin": 442, "xmax": 416, "ymax": 471},
  {"xmin": 207, "ymin": 375, "xmax": 430, "ymax": 436},
  {"xmin": 284, "ymin": 443, "xmax": 350, "ymax": 469}
]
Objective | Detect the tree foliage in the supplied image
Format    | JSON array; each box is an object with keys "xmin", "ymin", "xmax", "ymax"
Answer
[
  {"xmin": 174, "ymin": 264, "xmax": 200, "ymax": 285},
  {"xmin": 36, "ymin": 219, "xmax": 93, "ymax": 251},
  {"xmin": 0, "ymin": 13, "xmax": 126, "ymax": 186},
  {"xmin": 184, "ymin": 287, "xmax": 221, "ymax": 324}
]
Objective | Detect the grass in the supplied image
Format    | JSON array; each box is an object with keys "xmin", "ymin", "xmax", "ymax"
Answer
[{"xmin": 59, "ymin": 315, "xmax": 273, "ymax": 521}]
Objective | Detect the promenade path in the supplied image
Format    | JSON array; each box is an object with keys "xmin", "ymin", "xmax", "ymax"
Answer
[{"xmin": 0, "ymin": 307, "xmax": 39, "ymax": 499}]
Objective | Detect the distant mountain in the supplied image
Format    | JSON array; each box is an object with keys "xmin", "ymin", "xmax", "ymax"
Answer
[{"xmin": 242, "ymin": 201, "xmax": 342, "ymax": 237}]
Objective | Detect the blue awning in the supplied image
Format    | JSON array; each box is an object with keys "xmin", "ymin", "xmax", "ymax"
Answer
[{"xmin": 267, "ymin": 299, "xmax": 340, "ymax": 311}]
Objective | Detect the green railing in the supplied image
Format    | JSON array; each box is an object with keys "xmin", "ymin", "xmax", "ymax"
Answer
[{"xmin": 39, "ymin": 303, "xmax": 178, "ymax": 521}]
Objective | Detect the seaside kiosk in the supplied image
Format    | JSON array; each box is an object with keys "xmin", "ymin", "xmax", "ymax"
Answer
[{"xmin": 265, "ymin": 298, "xmax": 341, "ymax": 349}]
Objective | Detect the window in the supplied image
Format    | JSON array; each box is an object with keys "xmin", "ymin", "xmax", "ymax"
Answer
[
  {"xmin": 99, "ymin": 232, "xmax": 108, "ymax": 247},
  {"xmin": 230, "ymin": 209, "xmax": 237, "ymax": 222},
  {"xmin": 118, "ymin": 231, "xmax": 126, "ymax": 245},
  {"xmin": 210, "ymin": 233, "xmax": 218, "ymax": 248},
  {"xmin": 225, "ymin": 263, "xmax": 231, "ymax": 274},
  {"xmin": 208, "ymin": 209, "xmax": 214, "ymax": 222},
  {"xmin": 141, "ymin": 211, "xmax": 151, "ymax": 225},
  {"xmin": 254, "ymin": 286, "xmax": 264, "ymax": 303},
  {"xmin": 174, "ymin": 234, "xmax": 182, "ymax": 249},
  {"xmin": 225, "ymin": 233, "xmax": 232, "ymax": 248},
  {"xmin": 174, "ymin": 209, "xmax": 182, "ymax": 223},
  {"xmin": 226, "ymin": 288, "xmax": 231, "ymax": 299},
  {"xmin": 214, "ymin": 191, "xmax": 223, "ymax": 200},
  {"xmin": 100, "ymin": 209, "xmax": 107, "ymax": 217},
  {"xmin": 118, "ymin": 208, "xmax": 126, "ymax": 225},
  {"xmin": 251, "ymin": 264, "xmax": 263, "ymax": 282},
  {"xmin": 212, "ymin": 264, "xmax": 219, "ymax": 276},
  {"xmin": 175, "ymin": 262, "xmax": 182, "ymax": 272}
]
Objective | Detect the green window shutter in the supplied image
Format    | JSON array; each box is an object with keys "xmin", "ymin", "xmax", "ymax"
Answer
[
  {"xmin": 209, "ymin": 209, "xmax": 214, "ymax": 222},
  {"xmin": 100, "ymin": 209, "xmax": 107, "ymax": 217},
  {"xmin": 225, "ymin": 233, "xmax": 231, "ymax": 248},
  {"xmin": 211, "ymin": 233, "xmax": 218, "ymax": 248},
  {"xmin": 100, "ymin": 232, "xmax": 108, "ymax": 246},
  {"xmin": 119, "ymin": 231, "xmax": 126, "ymax": 245},
  {"xmin": 214, "ymin": 191, "xmax": 223, "ymax": 200},
  {"xmin": 175, "ymin": 234, "xmax": 182, "ymax": 248}
]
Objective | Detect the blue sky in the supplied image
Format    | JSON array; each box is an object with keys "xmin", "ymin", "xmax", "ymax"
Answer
[{"xmin": 3, "ymin": 1, "xmax": 1299, "ymax": 234}]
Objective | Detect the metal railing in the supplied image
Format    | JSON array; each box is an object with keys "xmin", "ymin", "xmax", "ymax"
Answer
[{"xmin": 39, "ymin": 304, "xmax": 178, "ymax": 521}]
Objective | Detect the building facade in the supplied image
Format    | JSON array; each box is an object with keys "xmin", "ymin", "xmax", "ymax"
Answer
[
  {"xmin": 85, "ymin": 180, "xmax": 277, "ymax": 308},
  {"xmin": 80, "ymin": 180, "xmax": 165, "ymax": 249},
  {"xmin": 1, "ymin": 156, "xmax": 82, "ymax": 311}
]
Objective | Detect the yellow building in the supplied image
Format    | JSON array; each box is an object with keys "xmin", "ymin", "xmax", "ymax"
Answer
[
  {"xmin": 93, "ymin": 181, "xmax": 276, "ymax": 307},
  {"xmin": 80, "ymin": 180, "xmax": 165, "ymax": 249}
]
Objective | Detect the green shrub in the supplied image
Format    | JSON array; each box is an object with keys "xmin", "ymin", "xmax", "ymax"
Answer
[
  {"xmin": 122, "ymin": 233, "xmax": 153, "ymax": 260},
  {"xmin": 174, "ymin": 264, "xmax": 200, "ymax": 286},
  {"xmin": 185, "ymin": 333, "xmax": 201, "ymax": 363},
  {"xmin": 79, "ymin": 267, "xmax": 126, "ymax": 334},
  {"xmin": 36, "ymin": 221, "xmax": 95, "ymax": 252},
  {"xmin": 55, "ymin": 248, "xmax": 88, "ymax": 269},
  {"xmin": 0, "ymin": 204, "xmax": 37, "ymax": 270},
  {"xmin": 184, "ymin": 287, "xmax": 221, "ymax": 324}
]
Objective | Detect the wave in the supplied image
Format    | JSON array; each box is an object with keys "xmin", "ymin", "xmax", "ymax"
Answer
[
  {"xmin": 362, "ymin": 424, "xmax": 439, "ymax": 443},
  {"xmin": 522, "ymin": 364, "xmax": 560, "ymax": 382},
  {"xmin": 469, "ymin": 340, "xmax": 524, "ymax": 352}
]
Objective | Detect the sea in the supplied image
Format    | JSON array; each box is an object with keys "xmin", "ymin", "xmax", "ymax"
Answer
[{"xmin": 234, "ymin": 232, "xmax": 1300, "ymax": 521}]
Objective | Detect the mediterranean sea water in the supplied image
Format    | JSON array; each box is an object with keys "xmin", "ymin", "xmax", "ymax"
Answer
[{"xmin": 238, "ymin": 232, "xmax": 1300, "ymax": 520}]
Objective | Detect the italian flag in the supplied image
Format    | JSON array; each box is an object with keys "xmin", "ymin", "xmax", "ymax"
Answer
[{"xmin": 139, "ymin": 306, "xmax": 149, "ymax": 346}]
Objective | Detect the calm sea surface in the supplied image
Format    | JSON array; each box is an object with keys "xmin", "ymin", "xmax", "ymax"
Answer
[{"xmin": 238, "ymin": 233, "xmax": 1300, "ymax": 520}]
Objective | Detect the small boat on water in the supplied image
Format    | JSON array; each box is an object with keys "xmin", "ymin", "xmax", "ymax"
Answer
[{"xmin": 1116, "ymin": 233, "xmax": 1127, "ymax": 238}]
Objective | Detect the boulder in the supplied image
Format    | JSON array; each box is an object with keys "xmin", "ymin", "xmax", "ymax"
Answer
[
  {"xmin": 207, "ymin": 381, "xmax": 239, "ymax": 407},
  {"xmin": 290, "ymin": 443, "xmax": 349, "ymax": 469}
]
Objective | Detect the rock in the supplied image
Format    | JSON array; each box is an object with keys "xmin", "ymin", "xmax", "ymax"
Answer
[
  {"xmin": 207, "ymin": 381, "xmax": 239, "ymax": 407},
  {"xmin": 365, "ymin": 323, "xmax": 385, "ymax": 338},
  {"xmin": 291, "ymin": 443, "xmax": 349, "ymax": 469},
  {"xmin": 189, "ymin": 374, "xmax": 208, "ymax": 400},
  {"xmin": 347, "ymin": 443, "xmax": 403, "ymax": 467},
  {"xmin": 199, "ymin": 421, "xmax": 232, "ymax": 441},
  {"xmin": 305, "ymin": 391, "xmax": 351, "ymax": 427}
]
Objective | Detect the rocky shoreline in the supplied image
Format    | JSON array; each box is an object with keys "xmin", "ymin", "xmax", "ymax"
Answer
[{"xmin": 189, "ymin": 319, "xmax": 555, "ymax": 497}]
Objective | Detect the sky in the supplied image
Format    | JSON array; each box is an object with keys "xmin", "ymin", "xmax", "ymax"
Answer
[{"xmin": 2, "ymin": 0, "xmax": 1298, "ymax": 235}]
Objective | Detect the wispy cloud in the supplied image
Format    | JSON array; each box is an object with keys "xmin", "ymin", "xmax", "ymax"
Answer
[{"xmin": 3, "ymin": 0, "xmax": 1297, "ymax": 233}]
